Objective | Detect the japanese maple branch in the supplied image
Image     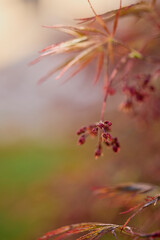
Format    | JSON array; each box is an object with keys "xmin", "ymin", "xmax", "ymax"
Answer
[{"xmin": 100, "ymin": 55, "xmax": 128, "ymax": 121}]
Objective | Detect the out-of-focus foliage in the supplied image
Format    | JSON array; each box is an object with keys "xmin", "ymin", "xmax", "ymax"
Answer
[{"xmin": 38, "ymin": 221, "xmax": 160, "ymax": 240}]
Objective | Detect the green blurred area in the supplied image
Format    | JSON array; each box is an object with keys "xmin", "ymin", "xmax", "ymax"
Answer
[
  {"xmin": 0, "ymin": 114, "xmax": 160, "ymax": 240},
  {"xmin": 0, "ymin": 142, "xmax": 84, "ymax": 240},
  {"xmin": 0, "ymin": 140, "xmax": 108, "ymax": 240}
]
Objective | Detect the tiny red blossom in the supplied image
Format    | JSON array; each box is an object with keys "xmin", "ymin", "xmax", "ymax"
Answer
[{"xmin": 77, "ymin": 120, "xmax": 120, "ymax": 158}]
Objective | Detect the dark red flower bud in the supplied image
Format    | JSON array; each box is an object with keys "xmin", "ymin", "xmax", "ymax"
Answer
[
  {"xmin": 104, "ymin": 121, "xmax": 112, "ymax": 126},
  {"xmin": 149, "ymin": 86, "xmax": 155, "ymax": 92},
  {"xmin": 136, "ymin": 92, "xmax": 145, "ymax": 101},
  {"xmin": 113, "ymin": 137, "xmax": 118, "ymax": 142},
  {"xmin": 112, "ymin": 137, "xmax": 120, "ymax": 152},
  {"xmin": 115, "ymin": 141, "xmax": 120, "ymax": 148},
  {"xmin": 102, "ymin": 133, "xmax": 112, "ymax": 141},
  {"xmin": 94, "ymin": 144, "xmax": 102, "ymax": 159},
  {"xmin": 92, "ymin": 127, "xmax": 98, "ymax": 136},
  {"xmin": 76, "ymin": 127, "xmax": 86, "ymax": 135},
  {"xmin": 129, "ymin": 87, "xmax": 136, "ymax": 96},
  {"xmin": 97, "ymin": 122, "xmax": 104, "ymax": 129},
  {"xmin": 105, "ymin": 142, "xmax": 111, "ymax": 146},
  {"xmin": 78, "ymin": 135, "xmax": 86, "ymax": 145},
  {"xmin": 112, "ymin": 145, "xmax": 118, "ymax": 152}
]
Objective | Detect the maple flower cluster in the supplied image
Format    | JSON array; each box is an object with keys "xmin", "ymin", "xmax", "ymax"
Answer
[
  {"xmin": 120, "ymin": 74, "xmax": 156, "ymax": 112},
  {"xmin": 77, "ymin": 120, "xmax": 120, "ymax": 158}
]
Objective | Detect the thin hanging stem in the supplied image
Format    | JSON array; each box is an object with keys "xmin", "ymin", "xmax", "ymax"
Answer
[
  {"xmin": 100, "ymin": 55, "xmax": 128, "ymax": 121},
  {"xmin": 100, "ymin": 74, "xmax": 109, "ymax": 121}
]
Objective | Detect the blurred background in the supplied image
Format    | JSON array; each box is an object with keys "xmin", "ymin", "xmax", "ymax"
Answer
[{"xmin": 0, "ymin": 1, "xmax": 160, "ymax": 240}]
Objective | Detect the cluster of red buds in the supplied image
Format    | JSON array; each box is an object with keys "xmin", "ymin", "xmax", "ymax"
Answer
[
  {"xmin": 76, "ymin": 120, "xmax": 120, "ymax": 159},
  {"xmin": 121, "ymin": 74, "xmax": 155, "ymax": 112}
]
